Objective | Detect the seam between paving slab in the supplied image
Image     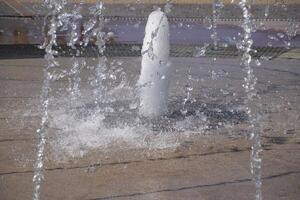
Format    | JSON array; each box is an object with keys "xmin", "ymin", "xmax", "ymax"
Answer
[
  {"xmin": 88, "ymin": 171, "xmax": 300, "ymax": 200},
  {"xmin": 1, "ymin": 146, "xmax": 300, "ymax": 176}
]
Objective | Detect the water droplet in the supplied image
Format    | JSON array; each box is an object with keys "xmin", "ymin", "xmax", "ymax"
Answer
[
  {"xmin": 203, "ymin": 17, "xmax": 212, "ymax": 30},
  {"xmin": 267, "ymin": 35, "xmax": 279, "ymax": 41},
  {"xmin": 194, "ymin": 43, "xmax": 209, "ymax": 57},
  {"xmin": 131, "ymin": 45, "xmax": 140, "ymax": 51},
  {"xmin": 284, "ymin": 40, "xmax": 291, "ymax": 48},
  {"xmin": 129, "ymin": 102, "xmax": 138, "ymax": 110},
  {"xmin": 277, "ymin": 32, "xmax": 285, "ymax": 39},
  {"xmin": 255, "ymin": 59, "xmax": 261, "ymax": 66},
  {"xmin": 117, "ymin": 60, "xmax": 123, "ymax": 65}
]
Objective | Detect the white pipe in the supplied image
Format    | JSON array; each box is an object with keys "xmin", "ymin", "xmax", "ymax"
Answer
[{"xmin": 138, "ymin": 9, "xmax": 171, "ymax": 117}]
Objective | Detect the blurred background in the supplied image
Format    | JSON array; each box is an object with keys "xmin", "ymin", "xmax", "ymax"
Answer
[{"xmin": 0, "ymin": 0, "xmax": 299, "ymax": 46}]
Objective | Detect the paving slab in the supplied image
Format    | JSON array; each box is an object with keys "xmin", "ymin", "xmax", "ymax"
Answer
[{"xmin": 0, "ymin": 57, "xmax": 299, "ymax": 199}]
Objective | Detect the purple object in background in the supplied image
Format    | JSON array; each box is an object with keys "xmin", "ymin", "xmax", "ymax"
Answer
[
  {"xmin": 0, "ymin": 18, "xmax": 299, "ymax": 47},
  {"xmin": 107, "ymin": 20, "xmax": 300, "ymax": 47}
]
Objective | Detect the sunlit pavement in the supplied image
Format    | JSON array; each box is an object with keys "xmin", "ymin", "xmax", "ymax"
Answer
[{"xmin": 0, "ymin": 56, "xmax": 300, "ymax": 199}]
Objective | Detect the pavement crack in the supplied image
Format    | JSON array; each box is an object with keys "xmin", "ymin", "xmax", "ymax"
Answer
[
  {"xmin": 0, "ymin": 149, "xmax": 247, "ymax": 176},
  {"xmin": 0, "ymin": 138, "xmax": 34, "ymax": 142},
  {"xmin": 89, "ymin": 171, "xmax": 300, "ymax": 200},
  {"xmin": 1, "ymin": 147, "xmax": 298, "ymax": 177}
]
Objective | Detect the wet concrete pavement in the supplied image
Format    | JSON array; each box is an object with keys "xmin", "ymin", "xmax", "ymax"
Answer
[{"xmin": 0, "ymin": 56, "xmax": 299, "ymax": 199}]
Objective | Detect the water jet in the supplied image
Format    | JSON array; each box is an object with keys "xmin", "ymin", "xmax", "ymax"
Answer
[{"xmin": 138, "ymin": 9, "xmax": 171, "ymax": 117}]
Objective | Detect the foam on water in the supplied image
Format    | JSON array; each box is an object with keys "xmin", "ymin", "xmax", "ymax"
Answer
[
  {"xmin": 43, "ymin": 77, "xmax": 246, "ymax": 162},
  {"xmin": 49, "ymin": 111, "xmax": 182, "ymax": 160},
  {"xmin": 46, "ymin": 84, "xmax": 206, "ymax": 161}
]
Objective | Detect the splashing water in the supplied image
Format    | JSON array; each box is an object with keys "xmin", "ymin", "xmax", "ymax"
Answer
[
  {"xmin": 194, "ymin": 43, "xmax": 209, "ymax": 57},
  {"xmin": 67, "ymin": 4, "xmax": 83, "ymax": 103},
  {"xmin": 284, "ymin": 21, "xmax": 299, "ymax": 49},
  {"xmin": 30, "ymin": 1, "xmax": 274, "ymax": 199},
  {"xmin": 33, "ymin": 0, "xmax": 107, "ymax": 199},
  {"xmin": 181, "ymin": 67, "xmax": 193, "ymax": 116},
  {"xmin": 238, "ymin": 1, "xmax": 262, "ymax": 200},
  {"xmin": 90, "ymin": 1, "xmax": 107, "ymax": 108}
]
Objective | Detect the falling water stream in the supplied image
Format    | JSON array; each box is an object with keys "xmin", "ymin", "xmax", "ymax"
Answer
[
  {"xmin": 211, "ymin": 0, "xmax": 223, "ymax": 49},
  {"xmin": 86, "ymin": 1, "xmax": 107, "ymax": 108},
  {"xmin": 238, "ymin": 1, "xmax": 262, "ymax": 200},
  {"xmin": 67, "ymin": 4, "xmax": 83, "ymax": 103},
  {"xmin": 33, "ymin": 1, "xmax": 67, "ymax": 200},
  {"xmin": 33, "ymin": 1, "xmax": 109, "ymax": 199}
]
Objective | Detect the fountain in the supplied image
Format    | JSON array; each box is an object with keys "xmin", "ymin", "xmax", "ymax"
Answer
[
  {"xmin": 138, "ymin": 9, "xmax": 171, "ymax": 117},
  {"xmin": 0, "ymin": 0, "xmax": 294, "ymax": 200}
]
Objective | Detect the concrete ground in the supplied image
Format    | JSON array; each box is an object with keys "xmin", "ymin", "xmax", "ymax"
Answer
[{"xmin": 0, "ymin": 55, "xmax": 299, "ymax": 199}]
